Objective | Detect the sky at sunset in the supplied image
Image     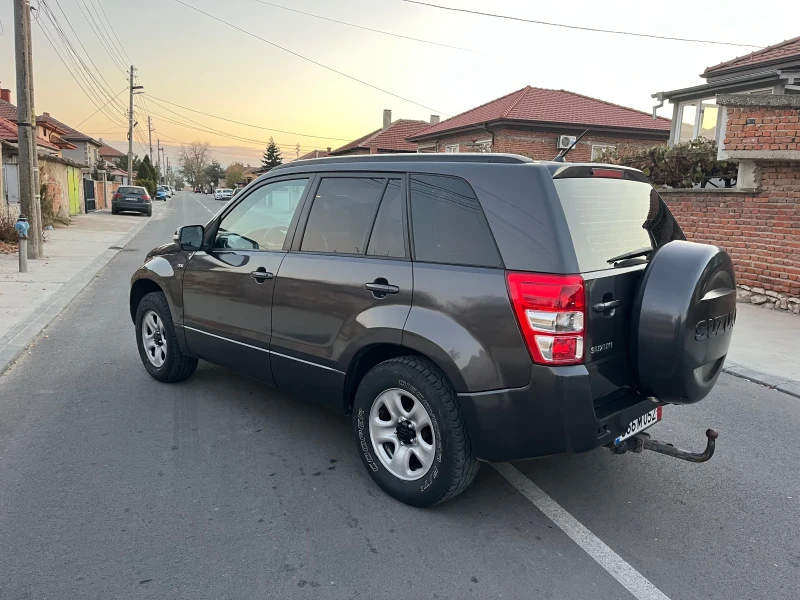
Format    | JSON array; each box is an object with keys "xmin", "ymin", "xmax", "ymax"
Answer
[{"xmin": 0, "ymin": 0, "xmax": 796, "ymax": 168}]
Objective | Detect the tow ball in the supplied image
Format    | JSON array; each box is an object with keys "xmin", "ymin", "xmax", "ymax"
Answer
[{"xmin": 611, "ymin": 429, "xmax": 718, "ymax": 463}]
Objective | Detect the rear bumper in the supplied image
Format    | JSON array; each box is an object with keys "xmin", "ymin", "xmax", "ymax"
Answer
[
  {"xmin": 113, "ymin": 200, "xmax": 150, "ymax": 212},
  {"xmin": 457, "ymin": 365, "xmax": 662, "ymax": 462}
]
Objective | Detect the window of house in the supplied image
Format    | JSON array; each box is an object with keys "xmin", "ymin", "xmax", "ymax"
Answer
[
  {"xmin": 367, "ymin": 179, "xmax": 405, "ymax": 258},
  {"xmin": 301, "ymin": 177, "xmax": 385, "ymax": 254},
  {"xmin": 676, "ymin": 98, "xmax": 719, "ymax": 143},
  {"xmin": 591, "ymin": 144, "xmax": 616, "ymax": 161},
  {"xmin": 409, "ymin": 174, "xmax": 502, "ymax": 268},
  {"xmin": 444, "ymin": 144, "xmax": 459, "ymax": 153}
]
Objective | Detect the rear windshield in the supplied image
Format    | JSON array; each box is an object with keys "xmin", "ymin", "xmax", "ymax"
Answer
[
  {"xmin": 553, "ymin": 178, "xmax": 682, "ymax": 272},
  {"xmin": 119, "ymin": 186, "xmax": 144, "ymax": 194}
]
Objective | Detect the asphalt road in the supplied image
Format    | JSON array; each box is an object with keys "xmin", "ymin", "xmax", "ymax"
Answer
[{"xmin": 1, "ymin": 192, "xmax": 798, "ymax": 600}]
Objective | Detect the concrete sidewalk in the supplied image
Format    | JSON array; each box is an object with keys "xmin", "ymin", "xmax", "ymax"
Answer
[
  {"xmin": 725, "ymin": 303, "xmax": 800, "ymax": 398},
  {"xmin": 0, "ymin": 206, "xmax": 162, "ymax": 372}
]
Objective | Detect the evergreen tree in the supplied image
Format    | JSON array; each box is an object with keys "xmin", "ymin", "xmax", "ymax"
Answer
[
  {"xmin": 136, "ymin": 155, "xmax": 157, "ymax": 195},
  {"xmin": 261, "ymin": 137, "xmax": 283, "ymax": 171}
]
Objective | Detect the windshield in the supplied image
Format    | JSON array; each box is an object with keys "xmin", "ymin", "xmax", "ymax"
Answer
[{"xmin": 553, "ymin": 178, "xmax": 684, "ymax": 272}]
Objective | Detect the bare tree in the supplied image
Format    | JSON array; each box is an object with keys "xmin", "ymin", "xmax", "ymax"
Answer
[{"xmin": 178, "ymin": 141, "xmax": 211, "ymax": 186}]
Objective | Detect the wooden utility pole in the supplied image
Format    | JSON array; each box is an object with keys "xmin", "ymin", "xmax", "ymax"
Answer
[
  {"xmin": 148, "ymin": 115, "xmax": 153, "ymax": 164},
  {"xmin": 14, "ymin": 0, "xmax": 42, "ymax": 258}
]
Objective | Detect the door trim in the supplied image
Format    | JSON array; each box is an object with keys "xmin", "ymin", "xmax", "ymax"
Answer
[{"xmin": 184, "ymin": 326, "xmax": 345, "ymax": 374}]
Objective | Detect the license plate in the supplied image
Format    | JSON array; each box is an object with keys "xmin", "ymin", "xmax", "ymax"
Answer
[{"xmin": 615, "ymin": 407, "xmax": 662, "ymax": 444}]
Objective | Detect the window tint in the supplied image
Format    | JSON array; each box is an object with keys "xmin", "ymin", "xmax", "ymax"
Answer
[
  {"xmin": 301, "ymin": 178, "xmax": 384, "ymax": 254},
  {"xmin": 410, "ymin": 175, "xmax": 502, "ymax": 267},
  {"xmin": 118, "ymin": 186, "xmax": 145, "ymax": 194},
  {"xmin": 367, "ymin": 179, "xmax": 405, "ymax": 258},
  {"xmin": 214, "ymin": 178, "xmax": 308, "ymax": 251}
]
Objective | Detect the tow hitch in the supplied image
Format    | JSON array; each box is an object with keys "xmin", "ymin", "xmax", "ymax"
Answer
[{"xmin": 611, "ymin": 429, "xmax": 718, "ymax": 463}]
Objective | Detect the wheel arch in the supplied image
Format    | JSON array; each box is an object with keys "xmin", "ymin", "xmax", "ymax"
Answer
[{"xmin": 130, "ymin": 278, "xmax": 163, "ymax": 323}]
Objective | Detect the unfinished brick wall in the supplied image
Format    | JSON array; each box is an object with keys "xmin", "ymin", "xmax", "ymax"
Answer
[
  {"xmin": 660, "ymin": 161, "xmax": 800, "ymax": 300},
  {"xmin": 418, "ymin": 128, "xmax": 666, "ymax": 161}
]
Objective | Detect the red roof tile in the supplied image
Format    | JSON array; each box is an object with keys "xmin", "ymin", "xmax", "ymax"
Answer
[
  {"xmin": 36, "ymin": 112, "xmax": 100, "ymax": 145},
  {"xmin": 704, "ymin": 35, "xmax": 800, "ymax": 75},
  {"xmin": 296, "ymin": 149, "xmax": 330, "ymax": 160},
  {"xmin": 98, "ymin": 142, "xmax": 125, "ymax": 158},
  {"xmin": 330, "ymin": 119, "xmax": 430, "ymax": 155},
  {"xmin": 409, "ymin": 87, "xmax": 671, "ymax": 140},
  {"xmin": 0, "ymin": 99, "xmax": 17, "ymax": 121},
  {"xmin": 0, "ymin": 117, "xmax": 60, "ymax": 151}
]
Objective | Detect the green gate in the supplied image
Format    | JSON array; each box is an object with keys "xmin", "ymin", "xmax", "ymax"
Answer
[{"xmin": 67, "ymin": 168, "xmax": 81, "ymax": 215}]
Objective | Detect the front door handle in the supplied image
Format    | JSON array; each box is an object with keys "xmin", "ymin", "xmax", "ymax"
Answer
[
  {"xmin": 250, "ymin": 269, "xmax": 274, "ymax": 283},
  {"xmin": 365, "ymin": 279, "xmax": 399, "ymax": 298}
]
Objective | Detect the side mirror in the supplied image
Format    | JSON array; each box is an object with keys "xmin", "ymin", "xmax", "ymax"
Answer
[{"xmin": 175, "ymin": 225, "xmax": 205, "ymax": 251}]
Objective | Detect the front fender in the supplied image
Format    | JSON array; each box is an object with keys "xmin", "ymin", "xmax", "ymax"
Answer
[{"xmin": 130, "ymin": 255, "xmax": 187, "ymax": 352}]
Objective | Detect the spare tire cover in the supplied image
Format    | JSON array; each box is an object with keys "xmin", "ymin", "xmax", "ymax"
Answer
[{"xmin": 631, "ymin": 240, "xmax": 736, "ymax": 404}]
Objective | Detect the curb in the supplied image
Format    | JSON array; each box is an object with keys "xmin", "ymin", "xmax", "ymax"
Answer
[
  {"xmin": 723, "ymin": 362, "xmax": 800, "ymax": 399},
  {"xmin": 0, "ymin": 206, "xmax": 161, "ymax": 375}
]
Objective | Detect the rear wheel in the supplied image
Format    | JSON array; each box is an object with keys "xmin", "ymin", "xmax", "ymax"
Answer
[
  {"xmin": 135, "ymin": 291, "xmax": 197, "ymax": 382},
  {"xmin": 146, "ymin": 207, "xmax": 152, "ymax": 216},
  {"xmin": 111, "ymin": 206, "xmax": 118, "ymax": 215},
  {"xmin": 353, "ymin": 356, "xmax": 479, "ymax": 507}
]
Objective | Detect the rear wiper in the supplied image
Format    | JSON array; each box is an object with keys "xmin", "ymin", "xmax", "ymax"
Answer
[{"xmin": 607, "ymin": 247, "xmax": 653, "ymax": 264}]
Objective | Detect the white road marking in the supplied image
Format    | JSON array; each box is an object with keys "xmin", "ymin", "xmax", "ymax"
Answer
[
  {"xmin": 190, "ymin": 193, "xmax": 216, "ymax": 216},
  {"xmin": 493, "ymin": 463, "xmax": 671, "ymax": 600}
]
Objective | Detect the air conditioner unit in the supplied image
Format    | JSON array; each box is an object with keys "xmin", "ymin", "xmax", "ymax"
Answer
[{"xmin": 557, "ymin": 135, "xmax": 577, "ymax": 149}]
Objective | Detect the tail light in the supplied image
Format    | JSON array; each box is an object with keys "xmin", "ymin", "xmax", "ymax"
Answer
[
  {"xmin": 143, "ymin": 195, "xmax": 151, "ymax": 202},
  {"xmin": 112, "ymin": 193, "xmax": 121, "ymax": 200},
  {"xmin": 506, "ymin": 272, "xmax": 586, "ymax": 365}
]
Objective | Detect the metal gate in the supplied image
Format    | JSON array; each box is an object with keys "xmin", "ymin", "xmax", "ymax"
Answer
[{"xmin": 84, "ymin": 178, "xmax": 96, "ymax": 212}]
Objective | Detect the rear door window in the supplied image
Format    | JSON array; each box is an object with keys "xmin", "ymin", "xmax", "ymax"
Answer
[
  {"xmin": 553, "ymin": 178, "xmax": 683, "ymax": 272},
  {"xmin": 300, "ymin": 177, "xmax": 385, "ymax": 255},
  {"xmin": 409, "ymin": 174, "xmax": 502, "ymax": 268},
  {"xmin": 367, "ymin": 179, "xmax": 406, "ymax": 258}
]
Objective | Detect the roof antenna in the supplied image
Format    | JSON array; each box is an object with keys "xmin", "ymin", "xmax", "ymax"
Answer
[{"xmin": 552, "ymin": 130, "xmax": 589, "ymax": 162}]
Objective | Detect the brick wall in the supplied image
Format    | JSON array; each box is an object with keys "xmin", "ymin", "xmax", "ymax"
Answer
[
  {"xmin": 421, "ymin": 128, "xmax": 666, "ymax": 161},
  {"xmin": 660, "ymin": 161, "xmax": 800, "ymax": 300},
  {"xmin": 724, "ymin": 106, "xmax": 800, "ymax": 152}
]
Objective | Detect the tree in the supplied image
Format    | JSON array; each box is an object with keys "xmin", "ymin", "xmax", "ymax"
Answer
[
  {"xmin": 92, "ymin": 157, "xmax": 107, "ymax": 181},
  {"xmin": 136, "ymin": 155, "xmax": 157, "ymax": 195},
  {"xmin": 204, "ymin": 160, "xmax": 225, "ymax": 187},
  {"xmin": 114, "ymin": 153, "xmax": 140, "ymax": 173},
  {"xmin": 224, "ymin": 162, "xmax": 245, "ymax": 188},
  {"xmin": 178, "ymin": 140, "xmax": 211, "ymax": 186},
  {"xmin": 261, "ymin": 137, "xmax": 283, "ymax": 171}
]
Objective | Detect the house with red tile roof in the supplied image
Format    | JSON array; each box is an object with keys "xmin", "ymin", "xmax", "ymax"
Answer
[
  {"xmin": 97, "ymin": 139, "xmax": 126, "ymax": 162},
  {"xmin": 653, "ymin": 35, "xmax": 800, "ymax": 146},
  {"xmin": 407, "ymin": 87, "xmax": 671, "ymax": 162},
  {"xmin": 0, "ymin": 117, "xmax": 61, "ymax": 153},
  {"xmin": 329, "ymin": 111, "xmax": 432, "ymax": 156},
  {"xmin": 36, "ymin": 112, "xmax": 103, "ymax": 166},
  {"xmin": 296, "ymin": 147, "xmax": 332, "ymax": 161}
]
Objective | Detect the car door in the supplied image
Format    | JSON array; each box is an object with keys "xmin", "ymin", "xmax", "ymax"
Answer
[
  {"xmin": 182, "ymin": 177, "xmax": 313, "ymax": 384},
  {"xmin": 271, "ymin": 175, "xmax": 413, "ymax": 411}
]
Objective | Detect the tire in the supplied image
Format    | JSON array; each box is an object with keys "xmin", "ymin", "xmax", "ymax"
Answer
[
  {"xmin": 146, "ymin": 207, "xmax": 152, "ymax": 216},
  {"xmin": 134, "ymin": 291, "xmax": 198, "ymax": 383},
  {"xmin": 111, "ymin": 206, "xmax": 118, "ymax": 215},
  {"xmin": 353, "ymin": 356, "xmax": 479, "ymax": 507}
]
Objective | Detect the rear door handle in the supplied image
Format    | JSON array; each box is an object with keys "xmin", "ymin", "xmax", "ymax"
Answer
[
  {"xmin": 365, "ymin": 282, "xmax": 399, "ymax": 296},
  {"xmin": 593, "ymin": 299, "xmax": 622, "ymax": 312},
  {"xmin": 250, "ymin": 269, "xmax": 274, "ymax": 283}
]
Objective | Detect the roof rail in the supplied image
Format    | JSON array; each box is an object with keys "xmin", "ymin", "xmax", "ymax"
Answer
[{"xmin": 272, "ymin": 152, "xmax": 533, "ymax": 171}]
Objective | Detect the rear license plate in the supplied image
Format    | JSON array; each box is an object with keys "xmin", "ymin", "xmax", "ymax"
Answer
[{"xmin": 615, "ymin": 407, "xmax": 662, "ymax": 444}]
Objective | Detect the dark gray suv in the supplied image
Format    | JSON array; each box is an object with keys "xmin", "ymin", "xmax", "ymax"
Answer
[{"xmin": 130, "ymin": 154, "xmax": 735, "ymax": 507}]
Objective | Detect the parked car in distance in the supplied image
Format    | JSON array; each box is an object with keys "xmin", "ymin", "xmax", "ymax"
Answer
[
  {"xmin": 111, "ymin": 185, "xmax": 152, "ymax": 216},
  {"xmin": 214, "ymin": 188, "xmax": 233, "ymax": 200},
  {"xmin": 129, "ymin": 154, "xmax": 736, "ymax": 507},
  {"xmin": 155, "ymin": 188, "xmax": 168, "ymax": 201}
]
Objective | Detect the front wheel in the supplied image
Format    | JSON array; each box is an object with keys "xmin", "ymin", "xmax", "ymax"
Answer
[
  {"xmin": 353, "ymin": 357, "xmax": 479, "ymax": 507},
  {"xmin": 135, "ymin": 291, "xmax": 197, "ymax": 382}
]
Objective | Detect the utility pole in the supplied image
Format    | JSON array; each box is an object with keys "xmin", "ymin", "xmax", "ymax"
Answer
[
  {"xmin": 147, "ymin": 115, "xmax": 153, "ymax": 163},
  {"xmin": 157, "ymin": 139, "xmax": 161, "ymax": 183},
  {"xmin": 14, "ymin": 0, "xmax": 42, "ymax": 258},
  {"xmin": 127, "ymin": 65, "xmax": 134, "ymax": 184},
  {"xmin": 296, "ymin": 143, "xmax": 300, "ymax": 161},
  {"xmin": 127, "ymin": 66, "xmax": 143, "ymax": 183}
]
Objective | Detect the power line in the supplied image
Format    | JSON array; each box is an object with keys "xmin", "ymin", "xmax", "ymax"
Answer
[
  {"xmin": 42, "ymin": 0, "xmax": 128, "ymax": 117},
  {"xmin": 34, "ymin": 12, "xmax": 127, "ymax": 128},
  {"xmin": 252, "ymin": 0, "xmax": 473, "ymax": 52},
  {"xmin": 144, "ymin": 94, "xmax": 352, "ymax": 142},
  {"xmin": 171, "ymin": 0, "xmax": 449, "ymax": 116},
  {"xmin": 74, "ymin": 0, "xmax": 128, "ymax": 73},
  {"xmin": 400, "ymin": 0, "xmax": 764, "ymax": 49},
  {"xmin": 74, "ymin": 87, "xmax": 127, "ymax": 128},
  {"xmin": 88, "ymin": 0, "xmax": 132, "ymax": 66}
]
